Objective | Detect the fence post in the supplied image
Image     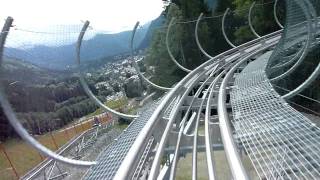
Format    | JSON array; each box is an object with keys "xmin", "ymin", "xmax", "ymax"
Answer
[
  {"xmin": 0, "ymin": 17, "xmax": 13, "ymax": 62},
  {"xmin": 0, "ymin": 142, "xmax": 19, "ymax": 179},
  {"xmin": 0, "ymin": 17, "xmax": 18, "ymax": 179},
  {"xmin": 79, "ymin": 121, "xmax": 85, "ymax": 132},
  {"xmin": 50, "ymin": 132, "xmax": 59, "ymax": 150},
  {"xmin": 73, "ymin": 123, "xmax": 78, "ymax": 134},
  {"xmin": 38, "ymin": 151, "xmax": 44, "ymax": 161},
  {"xmin": 64, "ymin": 127, "xmax": 70, "ymax": 140}
]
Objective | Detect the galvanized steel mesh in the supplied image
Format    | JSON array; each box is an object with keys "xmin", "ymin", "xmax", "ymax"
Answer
[
  {"xmin": 266, "ymin": 0, "xmax": 320, "ymax": 114},
  {"xmin": 230, "ymin": 1, "xmax": 320, "ymax": 179}
]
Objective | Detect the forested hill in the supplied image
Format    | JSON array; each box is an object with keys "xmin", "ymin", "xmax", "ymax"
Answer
[
  {"xmin": 0, "ymin": 57, "xmax": 99, "ymax": 139},
  {"xmin": 144, "ymin": 0, "xmax": 280, "ymax": 88}
]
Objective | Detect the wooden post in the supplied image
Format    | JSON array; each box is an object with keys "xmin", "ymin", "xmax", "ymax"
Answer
[
  {"xmin": 64, "ymin": 127, "xmax": 70, "ymax": 140},
  {"xmin": 72, "ymin": 123, "xmax": 78, "ymax": 134},
  {"xmin": 0, "ymin": 142, "xmax": 19, "ymax": 179},
  {"xmin": 79, "ymin": 121, "xmax": 85, "ymax": 132},
  {"xmin": 38, "ymin": 151, "xmax": 44, "ymax": 161},
  {"xmin": 50, "ymin": 132, "xmax": 59, "ymax": 150}
]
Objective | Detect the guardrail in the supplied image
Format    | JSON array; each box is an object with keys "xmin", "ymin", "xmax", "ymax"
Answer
[
  {"xmin": 2, "ymin": 0, "xmax": 319, "ymax": 179},
  {"xmin": 21, "ymin": 120, "xmax": 113, "ymax": 180},
  {"xmin": 115, "ymin": 27, "xmax": 283, "ymax": 179},
  {"xmin": 21, "ymin": 129, "xmax": 93, "ymax": 180}
]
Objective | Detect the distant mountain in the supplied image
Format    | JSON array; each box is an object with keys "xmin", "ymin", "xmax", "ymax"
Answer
[
  {"xmin": 0, "ymin": 57, "xmax": 66, "ymax": 84},
  {"xmin": 80, "ymin": 26, "xmax": 148, "ymax": 61},
  {"xmin": 5, "ymin": 45, "xmax": 76, "ymax": 70},
  {"xmin": 4, "ymin": 23, "xmax": 151, "ymax": 70}
]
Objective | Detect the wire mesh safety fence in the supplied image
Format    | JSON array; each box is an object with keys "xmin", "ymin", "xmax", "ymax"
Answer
[
  {"xmin": 266, "ymin": 0, "xmax": 320, "ymax": 114},
  {"xmin": 0, "ymin": 0, "xmax": 319, "ymax": 179},
  {"xmin": 228, "ymin": 0, "xmax": 320, "ymax": 179},
  {"xmin": 0, "ymin": 112, "xmax": 112, "ymax": 179},
  {"xmin": 0, "ymin": 17, "xmax": 164, "ymax": 179}
]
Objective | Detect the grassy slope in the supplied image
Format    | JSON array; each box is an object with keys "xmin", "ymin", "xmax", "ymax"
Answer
[{"xmin": 176, "ymin": 151, "xmax": 257, "ymax": 180}]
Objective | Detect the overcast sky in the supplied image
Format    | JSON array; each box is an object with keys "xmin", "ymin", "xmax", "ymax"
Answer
[{"xmin": 0, "ymin": 0, "xmax": 165, "ymax": 32}]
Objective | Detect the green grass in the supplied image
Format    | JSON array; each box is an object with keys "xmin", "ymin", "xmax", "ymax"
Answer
[
  {"xmin": 105, "ymin": 98, "xmax": 128, "ymax": 109},
  {"xmin": 114, "ymin": 123, "xmax": 129, "ymax": 130},
  {"xmin": 86, "ymin": 97, "xmax": 129, "ymax": 118},
  {"xmin": 175, "ymin": 150, "xmax": 257, "ymax": 180},
  {"xmin": 0, "ymin": 130, "xmax": 75, "ymax": 179},
  {"xmin": 127, "ymin": 106, "xmax": 138, "ymax": 115},
  {"xmin": 0, "ymin": 138, "xmax": 60, "ymax": 179},
  {"xmin": 176, "ymin": 152, "xmax": 209, "ymax": 180}
]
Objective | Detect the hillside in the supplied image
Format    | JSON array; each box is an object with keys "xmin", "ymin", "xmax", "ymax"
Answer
[{"xmin": 0, "ymin": 57, "xmax": 98, "ymax": 139}]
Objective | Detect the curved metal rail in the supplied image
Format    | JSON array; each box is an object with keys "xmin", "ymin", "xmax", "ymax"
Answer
[
  {"xmin": 248, "ymin": 2, "xmax": 261, "ymax": 38},
  {"xmin": 205, "ymin": 70, "xmax": 226, "ymax": 180},
  {"xmin": 148, "ymin": 70, "xmax": 207, "ymax": 180},
  {"xmin": 281, "ymin": 1, "xmax": 320, "ymax": 99},
  {"xmin": 283, "ymin": 55, "xmax": 320, "ymax": 97},
  {"xmin": 132, "ymin": 21, "xmax": 173, "ymax": 90},
  {"xmin": 273, "ymin": 0, "xmax": 284, "ymax": 28},
  {"xmin": 222, "ymin": 8, "xmax": 237, "ymax": 48},
  {"xmin": 1, "ymin": 4, "xmax": 280, "ymax": 177},
  {"xmin": 195, "ymin": 13, "xmax": 214, "ymax": 59},
  {"xmin": 216, "ymin": 37, "xmax": 278, "ymax": 180},
  {"xmin": 0, "ymin": 18, "xmax": 96, "ymax": 167},
  {"xmin": 217, "ymin": 53, "xmax": 248, "ymax": 180},
  {"xmin": 232, "ymin": 51, "xmax": 320, "ymax": 179},
  {"xmin": 166, "ymin": 18, "xmax": 192, "ymax": 72},
  {"xmin": 114, "ymin": 28, "xmax": 282, "ymax": 179},
  {"xmin": 4, "ymin": 1, "xmax": 320, "ymax": 179},
  {"xmin": 169, "ymin": 69, "xmax": 216, "ymax": 180},
  {"xmin": 192, "ymin": 80, "xmax": 213, "ymax": 180},
  {"xmin": 76, "ymin": 21, "xmax": 138, "ymax": 120},
  {"xmin": 270, "ymin": 41, "xmax": 306, "ymax": 70},
  {"xmin": 1, "ymin": 7, "xmax": 283, "ymax": 178},
  {"xmin": 270, "ymin": 0, "xmax": 313, "ymax": 83}
]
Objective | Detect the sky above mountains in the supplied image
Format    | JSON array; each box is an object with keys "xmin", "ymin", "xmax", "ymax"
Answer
[
  {"xmin": 0, "ymin": 0, "xmax": 165, "ymax": 32},
  {"xmin": 1, "ymin": 0, "xmax": 165, "ymax": 48}
]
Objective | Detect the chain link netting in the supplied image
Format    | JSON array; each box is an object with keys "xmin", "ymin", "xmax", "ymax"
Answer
[{"xmin": 266, "ymin": 0, "xmax": 320, "ymax": 113}]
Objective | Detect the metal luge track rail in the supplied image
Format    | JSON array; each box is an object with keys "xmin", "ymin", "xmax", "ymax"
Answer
[
  {"xmin": 1, "ymin": 1, "xmax": 320, "ymax": 179},
  {"xmin": 112, "ymin": 29, "xmax": 282, "ymax": 180},
  {"xmin": 109, "ymin": 12, "xmax": 318, "ymax": 178},
  {"xmin": 0, "ymin": 6, "xmax": 283, "ymax": 178},
  {"xmin": 22, "ymin": 123, "xmax": 113, "ymax": 180},
  {"xmin": 169, "ymin": 69, "xmax": 216, "ymax": 180},
  {"xmin": 84, "ymin": 100, "xmax": 160, "ymax": 179}
]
